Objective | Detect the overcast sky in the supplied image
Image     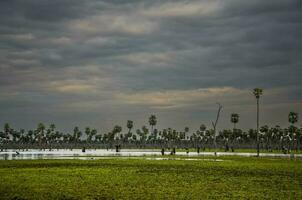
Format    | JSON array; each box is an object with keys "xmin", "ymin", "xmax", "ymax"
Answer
[{"xmin": 0, "ymin": 0, "xmax": 301, "ymax": 133}]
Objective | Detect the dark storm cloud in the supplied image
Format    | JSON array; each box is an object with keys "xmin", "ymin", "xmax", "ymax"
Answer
[{"xmin": 0, "ymin": 0, "xmax": 301, "ymax": 131}]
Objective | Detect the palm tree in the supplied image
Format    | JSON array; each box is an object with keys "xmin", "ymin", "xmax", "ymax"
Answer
[
  {"xmin": 184, "ymin": 127, "xmax": 189, "ymax": 133},
  {"xmin": 48, "ymin": 124, "xmax": 56, "ymax": 147},
  {"xmin": 37, "ymin": 123, "xmax": 45, "ymax": 148},
  {"xmin": 112, "ymin": 125, "xmax": 122, "ymax": 140},
  {"xmin": 253, "ymin": 88, "xmax": 263, "ymax": 157},
  {"xmin": 85, "ymin": 127, "xmax": 91, "ymax": 142},
  {"xmin": 184, "ymin": 127, "xmax": 189, "ymax": 144},
  {"xmin": 4, "ymin": 123, "xmax": 11, "ymax": 141},
  {"xmin": 231, "ymin": 113, "xmax": 239, "ymax": 129},
  {"xmin": 288, "ymin": 112, "xmax": 298, "ymax": 125},
  {"xmin": 288, "ymin": 112, "xmax": 298, "ymax": 151},
  {"xmin": 200, "ymin": 124, "xmax": 206, "ymax": 132},
  {"xmin": 123, "ymin": 120, "xmax": 133, "ymax": 142},
  {"xmin": 50, "ymin": 124, "xmax": 56, "ymax": 132},
  {"xmin": 127, "ymin": 120, "xmax": 133, "ymax": 134},
  {"xmin": 73, "ymin": 126, "xmax": 82, "ymax": 142},
  {"xmin": 149, "ymin": 115, "xmax": 157, "ymax": 135},
  {"xmin": 90, "ymin": 129, "xmax": 97, "ymax": 142}
]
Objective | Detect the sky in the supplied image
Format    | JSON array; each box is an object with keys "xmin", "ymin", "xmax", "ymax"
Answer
[{"xmin": 0, "ymin": 0, "xmax": 302, "ymax": 133}]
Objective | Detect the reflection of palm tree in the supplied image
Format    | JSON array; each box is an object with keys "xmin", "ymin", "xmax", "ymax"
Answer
[{"xmin": 253, "ymin": 88, "xmax": 263, "ymax": 157}]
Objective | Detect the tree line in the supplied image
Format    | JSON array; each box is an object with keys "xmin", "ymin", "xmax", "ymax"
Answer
[{"xmin": 0, "ymin": 88, "xmax": 301, "ymax": 153}]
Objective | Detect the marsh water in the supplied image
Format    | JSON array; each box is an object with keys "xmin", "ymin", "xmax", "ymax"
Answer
[{"xmin": 0, "ymin": 149, "xmax": 301, "ymax": 160}]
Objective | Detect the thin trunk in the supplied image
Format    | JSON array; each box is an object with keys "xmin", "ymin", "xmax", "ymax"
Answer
[{"xmin": 257, "ymin": 98, "xmax": 260, "ymax": 157}]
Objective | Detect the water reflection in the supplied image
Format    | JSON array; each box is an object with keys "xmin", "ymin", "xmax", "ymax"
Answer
[{"xmin": 0, "ymin": 149, "xmax": 301, "ymax": 160}]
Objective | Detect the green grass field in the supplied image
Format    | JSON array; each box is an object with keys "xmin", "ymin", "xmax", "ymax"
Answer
[{"xmin": 0, "ymin": 157, "xmax": 301, "ymax": 199}]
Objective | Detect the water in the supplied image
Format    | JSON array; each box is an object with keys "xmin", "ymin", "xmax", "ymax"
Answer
[{"xmin": 0, "ymin": 149, "xmax": 301, "ymax": 160}]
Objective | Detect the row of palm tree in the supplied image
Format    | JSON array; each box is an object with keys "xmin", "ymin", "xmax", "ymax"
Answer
[
  {"xmin": 0, "ymin": 112, "xmax": 301, "ymax": 151},
  {"xmin": 0, "ymin": 88, "xmax": 301, "ymax": 152}
]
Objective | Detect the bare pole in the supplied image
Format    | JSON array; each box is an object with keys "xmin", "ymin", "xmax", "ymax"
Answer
[{"xmin": 212, "ymin": 103, "xmax": 222, "ymax": 157}]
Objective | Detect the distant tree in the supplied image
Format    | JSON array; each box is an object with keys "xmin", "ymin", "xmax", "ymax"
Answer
[
  {"xmin": 37, "ymin": 123, "xmax": 46, "ymax": 147},
  {"xmin": 260, "ymin": 125, "xmax": 269, "ymax": 150},
  {"xmin": 288, "ymin": 112, "xmax": 298, "ymax": 125},
  {"xmin": 50, "ymin": 124, "xmax": 56, "ymax": 132},
  {"xmin": 231, "ymin": 113, "xmax": 239, "ymax": 129},
  {"xmin": 89, "ymin": 129, "xmax": 97, "ymax": 142},
  {"xmin": 288, "ymin": 112, "xmax": 299, "ymax": 151},
  {"xmin": 184, "ymin": 127, "xmax": 189, "ymax": 140},
  {"xmin": 73, "ymin": 127, "xmax": 82, "ymax": 142},
  {"xmin": 95, "ymin": 134, "xmax": 102, "ymax": 142},
  {"xmin": 112, "ymin": 125, "xmax": 122, "ymax": 140},
  {"xmin": 48, "ymin": 124, "xmax": 56, "ymax": 145},
  {"xmin": 149, "ymin": 115, "xmax": 157, "ymax": 135},
  {"xmin": 11, "ymin": 129, "xmax": 20, "ymax": 142},
  {"xmin": 85, "ymin": 127, "xmax": 91, "ymax": 142},
  {"xmin": 127, "ymin": 120, "xmax": 133, "ymax": 134},
  {"xmin": 185, "ymin": 127, "xmax": 189, "ymax": 133},
  {"xmin": 137, "ymin": 126, "xmax": 148, "ymax": 145},
  {"xmin": 253, "ymin": 88, "xmax": 263, "ymax": 157},
  {"xmin": 200, "ymin": 124, "xmax": 206, "ymax": 132},
  {"xmin": 4, "ymin": 123, "xmax": 11, "ymax": 140}
]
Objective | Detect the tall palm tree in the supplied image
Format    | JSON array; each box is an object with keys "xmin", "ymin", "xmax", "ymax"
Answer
[
  {"xmin": 149, "ymin": 115, "xmax": 157, "ymax": 135},
  {"xmin": 288, "ymin": 112, "xmax": 298, "ymax": 125},
  {"xmin": 231, "ymin": 113, "xmax": 239, "ymax": 129},
  {"xmin": 253, "ymin": 88, "xmax": 263, "ymax": 157}
]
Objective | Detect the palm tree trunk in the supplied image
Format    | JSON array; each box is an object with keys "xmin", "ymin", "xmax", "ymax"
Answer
[{"xmin": 257, "ymin": 98, "xmax": 260, "ymax": 157}]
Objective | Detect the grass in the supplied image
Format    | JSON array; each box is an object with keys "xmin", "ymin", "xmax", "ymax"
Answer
[{"xmin": 0, "ymin": 156, "xmax": 301, "ymax": 199}]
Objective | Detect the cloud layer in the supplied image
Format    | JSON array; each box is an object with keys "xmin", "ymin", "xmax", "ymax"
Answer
[{"xmin": 1, "ymin": 0, "xmax": 302, "ymax": 132}]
